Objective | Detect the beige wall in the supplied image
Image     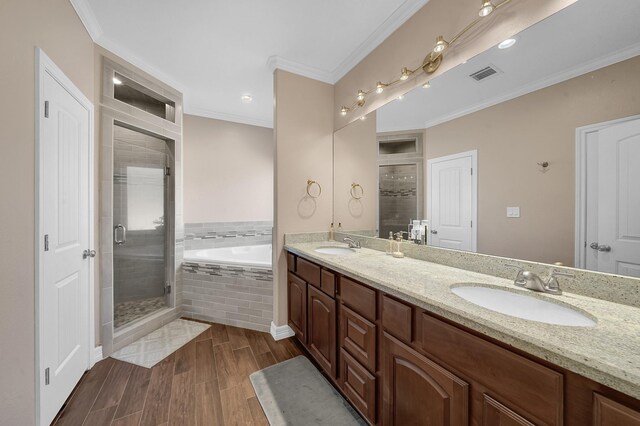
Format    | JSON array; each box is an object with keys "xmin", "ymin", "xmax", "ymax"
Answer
[
  {"xmin": 425, "ymin": 56, "xmax": 640, "ymax": 265},
  {"xmin": 183, "ymin": 115, "xmax": 274, "ymax": 223},
  {"xmin": 333, "ymin": 111, "xmax": 377, "ymax": 231},
  {"xmin": 0, "ymin": 0, "xmax": 95, "ymax": 423},
  {"xmin": 273, "ymin": 70, "xmax": 334, "ymax": 325},
  {"xmin": 334, "ymin": 0, "xmax": 577, "ymax": 130}
]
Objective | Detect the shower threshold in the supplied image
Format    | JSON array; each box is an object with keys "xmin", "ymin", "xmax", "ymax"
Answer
[{"xmin": 114, "ymin": 296, "xmax": 167, "ymax": 329}]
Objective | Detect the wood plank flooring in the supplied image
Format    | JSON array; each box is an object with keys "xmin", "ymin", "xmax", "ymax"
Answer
[{"xmin": 53, "ymin": 320, "xmax": 304, "ymax": 426}]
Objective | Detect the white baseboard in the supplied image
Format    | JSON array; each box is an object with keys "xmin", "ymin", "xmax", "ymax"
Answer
[
  {"xmin": 92, "ymin": 346, "xmax": 103, "ymax": 366},
  {"xmin": 270, "ymin": 322, "xmax": 295, "ymax": 341}
]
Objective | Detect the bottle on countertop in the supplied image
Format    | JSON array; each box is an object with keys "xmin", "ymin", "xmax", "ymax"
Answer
[
  {"xmin": 329, "ymin": 223, "xmax": 335, "ymax": 241},
  {"xmin": 386, "ymin": 231, "xmax": 394, "ymax": 255},
  {"xmin": 337, "ymin": 222, "xmax": 343, "ymax": 233}
]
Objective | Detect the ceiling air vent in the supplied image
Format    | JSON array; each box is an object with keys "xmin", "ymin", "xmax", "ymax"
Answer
[{"xmin": 469, "ymin": 65, "xmax": 502, "ymax": 82}]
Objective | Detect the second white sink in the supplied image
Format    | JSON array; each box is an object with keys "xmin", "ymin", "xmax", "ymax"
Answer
[
  {"xmin": 451, "ymin": 285, "xmax": 596, "ymax": 327},
  {"xmin": 314, "ymin": 246, "xmax": 357, "ymax": 255}
]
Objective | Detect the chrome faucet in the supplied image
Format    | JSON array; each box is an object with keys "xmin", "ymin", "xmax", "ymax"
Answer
[
  {"xmin": 343, "ymin": 237, "xmax": 361, "ymax": 249},
  {"xmin": 505, "ymin": 265, "xmax": 574, "ymax": 295}
]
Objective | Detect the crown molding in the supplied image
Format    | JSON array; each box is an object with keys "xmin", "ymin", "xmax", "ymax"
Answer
[
  {"xmin": 185, "ymin": 106, "xmax": 274, "ymax": 129},
  {"xmin": 69, "ymin": 0, "xmax": 103, "ymax": 42},
  {"xmin": 267, "ymin": 56, "xmax": 334, "ymax": 84},
  {"xmin": 331, "ymin": 0, "xmax": 429, "ymax": 83}
]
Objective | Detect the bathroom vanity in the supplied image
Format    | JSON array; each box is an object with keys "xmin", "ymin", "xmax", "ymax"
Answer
[{"xmin": 285, "ymin": 242, "xmax": 640, "ymax": 426}]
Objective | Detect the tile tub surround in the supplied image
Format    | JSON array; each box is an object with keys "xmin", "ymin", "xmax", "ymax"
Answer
[
  {"xmin": 185, "ymin": 221, "xmax": 272, "ymax": 250},
  {"xmin": 284, "ymin": 238, "xmax": 640, "ymax": 400},
  {"xmin": 181, "ymin": 261, "xmax": 273, "ymax": 332}
]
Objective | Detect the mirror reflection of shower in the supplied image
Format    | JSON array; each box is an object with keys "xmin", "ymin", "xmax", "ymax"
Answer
[
  {"xmin": 113, "ymin": 124, "xmax": 173, "ymax": 329},
  {"xmin": 377, "ymin": 133, "xmax": 424, "ymax": 238}
]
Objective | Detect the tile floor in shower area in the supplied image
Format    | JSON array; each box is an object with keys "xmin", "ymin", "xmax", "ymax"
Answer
[{"xmin": 114, "ymin": 296, "xmax": 167, "ymax": 329}]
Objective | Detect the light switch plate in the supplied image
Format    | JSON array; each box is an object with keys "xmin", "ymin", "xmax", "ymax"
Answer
[{"xmin": 507, "ymin": 207, "xmax": 521, "ymax": 218}]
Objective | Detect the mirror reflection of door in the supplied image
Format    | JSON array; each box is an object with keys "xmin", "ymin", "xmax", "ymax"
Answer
[
  {"xmin": 427, "ymin": 150, "xmax": 477, "ymax": 252},
  {"xmin": 579, "ymin": 117, "xmax": 640, "ymax": 277}
]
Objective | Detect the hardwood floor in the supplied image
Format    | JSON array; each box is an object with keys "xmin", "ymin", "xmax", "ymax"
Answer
[{"xmin": 53, "ymin": 321, "xmax": 304, "ymax": 426}]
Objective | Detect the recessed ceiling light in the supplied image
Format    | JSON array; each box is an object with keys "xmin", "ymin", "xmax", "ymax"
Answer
[
  {"xmin": 398, "ymin": 95, "xmax": 404, "ymax": 100},
  {"xmin": 360, "ymin": 116, "xmax": 367, "ymax": 121},
  {"xmin": 241, "ymin": 94, "xmax": 253, "ymax": 102},
  {"xmin": 113, "ymin": 77, "xmax": 123, "ymax": 85},
  {"xmin": 498, "ymin": 38, "xmax": 517, "ymax": 49}
]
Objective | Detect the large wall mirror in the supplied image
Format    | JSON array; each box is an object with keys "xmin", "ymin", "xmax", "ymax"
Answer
[{"xmin": 333, "ymin": 0, "xmax": 640, "ymax": 278}]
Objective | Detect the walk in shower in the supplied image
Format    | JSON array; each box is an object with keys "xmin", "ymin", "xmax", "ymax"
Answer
[{"xmin": 112, "ymin": 124, "xmax": 174, "ymax": 329}]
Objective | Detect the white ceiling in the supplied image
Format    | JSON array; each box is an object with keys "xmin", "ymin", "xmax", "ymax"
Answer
[
  {"xmin": 71, "ymin": 0, "xmax": 428, "ymax": 128},
  {"xmin": 376, "ymin": 0, "xmax": 640, "ymax": 133}
]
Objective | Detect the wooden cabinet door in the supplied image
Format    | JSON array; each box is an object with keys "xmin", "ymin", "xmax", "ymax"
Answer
[
  {"xmin": 308, "ymin": 285, "xmax": 337, "ymax": 378},
  {"xmin": 382, "ymin": 333, "xmax": 469, "ymax": 426},
  {"xmin": 594, "ymin": 394, "xmax": 640, "ymax": 426},
  {"xmin": 287, "ymin": 272, "xmax": 307, "ymax": 344}
]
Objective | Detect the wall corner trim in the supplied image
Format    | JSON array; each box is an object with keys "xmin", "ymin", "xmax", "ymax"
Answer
[
  {"xmin": 92, "ymin": 346, "xmax": 103, "ymax": 366},
  {"xmin": 270, "ymin": 322, "xmax": 295, "ymax": 341},
  {"xmin": 267, "ymin": 56, "xmax": 335, "ymax": 84},
  {"xmin": 69, "ymin": 0, "xmax": 103, "ymax": 42}
]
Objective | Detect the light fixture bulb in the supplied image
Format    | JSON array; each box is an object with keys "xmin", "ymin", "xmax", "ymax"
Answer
[
  {"xmin": 479, "ymin": 0, "xmax": 495, "ymax": 17},
  {"xmin": 498, "ymin": 38, "xmax": 517, "ymax": 49},
  {"xmin": 433, "ymin": 36, "xmax": 448, "ymax": 53},
  {"xmin": 422, "ymin": 81, "xmax": 431, "ymax": 89},
  {"xmin": 400, "ymin": 67, "xmax": 411, "ymax": 81},
  {"xmin": 340, "ymin": 106, "xmax": 348, "ymax": 116},
  {"xmin": 398, "ymin": 95, "xmax": 404, "ymax": 100},
  {"xmin": 357, "ymin": 90, "xmax": 366, "ymax": 101},
  {"xmin": 376, "ymin": 82, "xmax": 385, "ymax": 94},
  {"xmin": 360, "ymin": 116, "xmax": 367, "ymax": 121},
  {"xmin": 241, "ymin": 94, "xmax": 253, "ymax": 102},
  {"xmin": 113, "ymin": 77, "xmax": 123, "ymax": 85}
]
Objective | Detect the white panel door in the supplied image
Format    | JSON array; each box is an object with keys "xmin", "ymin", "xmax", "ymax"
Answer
[
  {"xmin": 596, "ymin": 119, "xmax": 640, "ymax": 277},
  {"xmin": 40, "ymin": 71, "xmax": 91, "ymax": 425},
  {"xmin": 428, "ymin": 151, "xmax": 476, "ymax": 252}
]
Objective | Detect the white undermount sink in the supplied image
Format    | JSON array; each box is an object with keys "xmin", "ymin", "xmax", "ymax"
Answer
[
  {"xmin": 451, "ymin": 285, "xmax": 596, "ymax": 327},
  {"xmin": 314, "ymin": 246, "xmax": 357, "ymax": 255}
]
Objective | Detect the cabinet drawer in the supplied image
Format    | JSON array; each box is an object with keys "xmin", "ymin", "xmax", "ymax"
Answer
[
  {"xmin": 421, "ymin": 313, "xmax": 563, "ymax": 425},
  {"xmin": 320, "ymin": 269, "xmax": 336, "ymax": 297},
  {"xmin": 382, "ymin": 295, "xmax": 412, "ymax": 343},
  {"xmin": 287, "ymin": 252, "xmax": 295, "ymax": 272},
  {"xmin": 340, "ymin": 305, "xmax": 376, "ymax": 372},
  {"xmin": 340, "ymin": 276, "xmax": 376, "ymax": 321},
  {"xmin": 341, "ymin": 349, "xmax": 376, "ymax": 424},
  {"xmin": 296, "ymin": 257, "xmax": 321, "ymax": 288}
]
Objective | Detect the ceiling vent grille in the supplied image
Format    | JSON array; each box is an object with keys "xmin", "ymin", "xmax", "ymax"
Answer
[{"xmin": 469, "ymin": 65, "xmax": 501, "ymax": 82}]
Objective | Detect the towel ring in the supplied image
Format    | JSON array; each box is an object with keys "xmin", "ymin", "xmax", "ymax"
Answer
[
  {"xmin": 350, "ymin": 183, "xmax": 364, "ymax": 200},
  {"xmin": 306, "ymin": 179, "xmax": 322, "ymax": 198}
]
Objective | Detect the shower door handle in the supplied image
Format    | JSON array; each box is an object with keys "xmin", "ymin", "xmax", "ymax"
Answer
[{"xmin": 114, "ymin": 224, "xmax": 127, "ymax": 245}]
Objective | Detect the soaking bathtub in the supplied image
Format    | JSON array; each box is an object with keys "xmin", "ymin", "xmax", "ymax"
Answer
[{"xmin": 183, "ymin": 244, "xmax": 272, "ymax": 269}]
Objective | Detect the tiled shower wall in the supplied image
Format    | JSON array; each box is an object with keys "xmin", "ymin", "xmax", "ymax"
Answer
[{"xmin": 185, "ymin": 221, "xmax": 272, "ymax": 250}]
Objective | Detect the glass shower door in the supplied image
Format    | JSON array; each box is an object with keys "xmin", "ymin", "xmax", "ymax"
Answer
[{"xmin": 113, "ymin": 124, "xmax": 169, "ymax": 329}]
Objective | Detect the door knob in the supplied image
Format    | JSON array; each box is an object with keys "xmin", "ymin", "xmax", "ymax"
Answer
[
  {"xmin": 589, "ymin": 242, "xmax": 599, "ymax": 250},
  {"xmin": 83, "ymin": 249, "xmax": 96, "ymax": 259},
  {"xmin": 597, "ymin": 245, "xmax": 611, "ymax": 252}
]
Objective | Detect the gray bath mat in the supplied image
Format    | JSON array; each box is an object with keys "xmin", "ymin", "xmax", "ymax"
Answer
[{"xmin": 250, "ymin": 356, "xmax": 366, "ymax": 425}]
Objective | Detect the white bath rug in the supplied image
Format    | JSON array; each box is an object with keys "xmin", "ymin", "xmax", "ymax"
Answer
[{"xmin": 110, "ymin": 319, "xmax": 210, "ymax": 368}]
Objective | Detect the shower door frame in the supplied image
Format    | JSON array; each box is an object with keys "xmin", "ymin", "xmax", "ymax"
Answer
[{"xmin": 99, "ymin": 56, "xmax": 183, "ymax": 356}]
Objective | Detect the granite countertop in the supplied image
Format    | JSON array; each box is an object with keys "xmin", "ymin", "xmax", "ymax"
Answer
[{"xmin": 284, "ymin": 241, "xmax": 640, "ymax": 400}]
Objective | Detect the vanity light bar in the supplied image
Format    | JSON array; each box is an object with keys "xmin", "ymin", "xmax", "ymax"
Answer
[{"xmin": 338, "ymin": 0, "xmax": 515, "ymax": 117}]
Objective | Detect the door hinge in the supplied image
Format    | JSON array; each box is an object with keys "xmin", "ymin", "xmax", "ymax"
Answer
[
  {"xmin": 471, "ymin": 220, "xmax": 473, "ymax": 228},
  {"xmin": 470, "ymin": 167, "xmax": 473, "ymax": 176},
  {"xmin": 165, "ymin": 284, "xmax": 172, "ymax": 294},
  {"xmin": 45, "ymin": 368, "xmax": 50, "ymax": 385},
  {"xmin": 44, "ymin": 101, "xmax": 49, "ymax": 118},
  {"xmin": 165, "ymin": 166, "xmax": 171, "ymax": 177},
  {"xmin": 44, "ymin": 234, "xmax": 49, "ymax": 251}
]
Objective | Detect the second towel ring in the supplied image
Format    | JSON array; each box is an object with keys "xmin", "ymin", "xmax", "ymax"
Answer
[
  {"xmin": 350, "ymin": 183, "xmax": 364, "ymax": 200},
  {"xmin": 306, "ymin": 179, "xmax": 322, "ymax": 198}
]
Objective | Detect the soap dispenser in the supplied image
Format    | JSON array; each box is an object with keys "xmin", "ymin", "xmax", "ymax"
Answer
[
  {"xmin": 386, "ymin": 231, "xmax": 394, "ymax": 255},
  {"xmin": 392, "ymin": 232, "xmax": 405, "ymax": 258}
]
